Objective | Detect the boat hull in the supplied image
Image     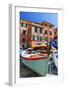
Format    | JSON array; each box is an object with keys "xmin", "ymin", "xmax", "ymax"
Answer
[{"xmin": 22, "ymin": 58, "xmax": 49, "ymax": 76}]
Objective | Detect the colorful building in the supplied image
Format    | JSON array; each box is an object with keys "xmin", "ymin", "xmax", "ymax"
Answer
[
  {"xmin": 20, "ymin": 20, "xmax": 58, "ymax": 49},
  {"xmin": 31, "ymin": 22, "xmax": 44, "ymax": 48},
  {"xmin": 41, "ymin": 22, "xmax": 54, "ymax": 42},
  {"xmin": 20, "ymin": 20, "xmax": 32, "ymax": 49}
]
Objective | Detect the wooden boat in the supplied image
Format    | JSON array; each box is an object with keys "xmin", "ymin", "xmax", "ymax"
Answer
[{"xmin": 21, "ymin": 48, "xmax": 49, "ymax": 76}]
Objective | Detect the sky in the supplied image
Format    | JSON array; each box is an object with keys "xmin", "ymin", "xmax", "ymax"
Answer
[{"xmin": 20, "ymin": 12, "xmax": 58, "ymax": 27}]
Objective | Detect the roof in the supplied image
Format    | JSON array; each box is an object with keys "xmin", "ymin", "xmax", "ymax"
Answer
[
  {"xmin": 20, "ymin": 19, "xmax": 32, "ymax": 24},
  {"xmin": 41, "ymin": 22, "xmax": 54, "ymax": 27},
  {"xmin": 20, "ymin": 20, "xmax": 54, "ymax": 27},
  {"xmin": 31, "ymin": 23, "xmax": 43, "ymax": 28}
]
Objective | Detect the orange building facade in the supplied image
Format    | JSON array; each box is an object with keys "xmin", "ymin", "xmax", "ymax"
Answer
[
  {"xmin": 20, "ymin": 20, "xmax": 58, "ymax": 49},
  {"xmin": 19, "ymin": 20, "xmax": 32, "ymax": 49}
]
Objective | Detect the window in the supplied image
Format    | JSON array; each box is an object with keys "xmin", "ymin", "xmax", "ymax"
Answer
[
  {"xmin": 22, "ymin": 38, "xmax": 25, "ymax": 42},
  {"xmin": 45, "ymin": 24, "xmax": 47, "ymax": 27},
  {"xmin": 33, "ymin": 35, "xmax": 37, "ymax": 41},
  {"xmin": 44, "ymin": 30, "xmax": 47, "ymax": 34},
  {"xmin": 49, "ymin": 31, "xmax": 52, "ymax": 35},
  {"xmin": 21, "ymin": 22, "xmax": 27, "ymax": 27},
  {"xmin": 24, "ymin": 23, "xmax": 27, "ymax": 27},
  {"xmin": 23, "ymin": 30, "xmax": 26, "ymax": 34},
  {"xmin": 22, "ymin": 44, "xmax": 24, "ymax": 48},
  {"xmin": 29, "ymin": 30, "xmax": 31, "ymax": 33},
  {"xmin": 33, "ymin": 35, "xmax": 35, "ymax": 40},
  {"xmin": 35, "ymin": 36, "xmax": 37, "ymax": 40},
  {"xmin": 40, "ymin": 36, "xmax": 42, "ymax": 41},
  {"xmin": 21, "ymin": 23, "xmax": 23, "ymax": 27},
  {"xmin": 35, "ymin": 27, "xmax": 37, "ymax": 32},
  {"xmin": 40, "ymin": 28, "xmax": 42, "ymax": 33},
  {"xmin": 55, "ymin": 31, "xmax": 57, "ymax": 35},
  {"xmin": 37, "ymin": 36, "xmax": 39, "ymax": 41},
  {"xmin": 32, "ymin": 27, "xmax": 35, "ymax": 33}
]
